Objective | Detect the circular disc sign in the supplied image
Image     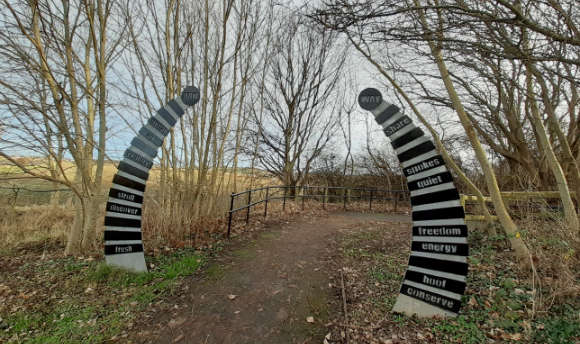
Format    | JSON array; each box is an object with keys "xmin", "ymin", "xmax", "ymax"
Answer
[
  {"xmin": 358, "ymin": 88, "xmax": 383, "ymax": 111},
  {"xmin": 182, "ymin": 86, "xmax": 200, "ymax": 106}
]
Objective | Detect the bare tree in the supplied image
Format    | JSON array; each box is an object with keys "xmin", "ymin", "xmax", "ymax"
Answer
[
  {"xmin": 250, "ymin": 14, "xmax": 346, "ymax": 188},
  {"xmin": 311, "ymin": 0, "xmax": 538, "ymax": 262},
  {"xmin": 121, "ymin": 0, "xmax": 266, "ymax": 224},
  {"xmin": 338, "ymin": 79, "xmax": 357, "ymax": 178},
  {"xmin": 0, "ymin": 0, "xmax": 126, "ymax": 254}
]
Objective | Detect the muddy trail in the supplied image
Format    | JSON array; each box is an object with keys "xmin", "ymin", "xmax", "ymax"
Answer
[{"xmin": 131, "ymin": 212, "xmax": 410, "ymax": 344}]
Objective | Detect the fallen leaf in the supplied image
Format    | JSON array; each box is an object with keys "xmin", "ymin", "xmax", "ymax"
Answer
[
  {"xmin": 522, "ymin": 320, "xmax": 532, "ymax": 333},
  {"xmin": 468, "ymin": 296, "xmax": 477, "ymax": 306},
  {"xmin": 168, "ymin": 318, "xmax": 186, "ymax": 328},
  {"xmin": 276, "ymin": 308, "xmax": 289, "ymax": 321},
  {"xmin": 0, "ymin": 284, "xmax": 11, "ymax": 297}
]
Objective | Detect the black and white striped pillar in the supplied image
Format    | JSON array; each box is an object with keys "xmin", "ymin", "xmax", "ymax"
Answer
[
  {"xmin": 104, "ymin": 86, "xmax": 200, "ymax": 272},
  {"xmin": 358, "ymin": 88, "xmax": 468, "ymax": 318}
]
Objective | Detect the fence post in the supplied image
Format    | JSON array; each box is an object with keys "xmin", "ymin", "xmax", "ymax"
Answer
[
  {"xmin": 246, "ymin": 190, "xmax": 252, "ymax": 224},
  {"xmin": 302, "ymin": 186, "xmax": 306, "ymax": 210},
  {"xmin": 394, "ymin": 192, "xmax": 399, "ymax": 212},
  {"xmin": 323, "ymin": 187, "xmax": 328, "ymax": 210},
  {"xmin": 295, "ymin": 186, "xmax": 298, "ymax": 201},
  {"xmin": 369, "ymin": 189, "xmax": 373, "ymax": 210},
  {"xmin": 264, "ymin": 187, "xmax": 270, "ymax": 218},
  {"xmin": 283, "ymin": 187, "xmax": 287, "ymax": 211},
  {"xmin": 343, "ymin": 188, "xmax": 347, "ymax": 210},
  {"xmin": 227, "ymin": 192, "xmax": 235, "ymax": 238}
]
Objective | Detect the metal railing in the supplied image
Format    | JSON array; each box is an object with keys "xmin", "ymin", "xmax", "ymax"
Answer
[{"xmin": 226, "ymin": 185, "xmax": 409, "ymax": 238}]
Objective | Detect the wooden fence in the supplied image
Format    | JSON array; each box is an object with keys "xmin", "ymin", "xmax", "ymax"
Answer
[{"xmin": 460, "ymin": 191, "xmax": 577, "ymax": 221}]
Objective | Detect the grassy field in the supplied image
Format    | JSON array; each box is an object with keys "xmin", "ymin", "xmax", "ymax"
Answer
[
  {"xmin": 0, "ymin": 156, "xmax": 274, "ymax": 186},
  {"xmin": 0, "ymin": 157, "xmax": 118, "ymax": 183}
]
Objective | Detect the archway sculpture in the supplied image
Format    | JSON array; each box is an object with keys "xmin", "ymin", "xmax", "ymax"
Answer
[
  {"xmin": 104, "ymin": 86, "xmax": 200, "ymax": 272},
  {"xmin": 359, "ymin": 88, "xmax": 468, "ymax": 318}
]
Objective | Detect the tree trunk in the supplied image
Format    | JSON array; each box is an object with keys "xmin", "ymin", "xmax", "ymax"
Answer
[
  {"xmin": 431, "ymin": 46, "xmax": 529, "ymax": 267},
  {"xmin": 347, "ymin": 35, "xmax": 496, "ymax": 235},
  {"xmin": 413, "ymin": 1, "xmax": 530, "ymax": 267},
  {"xmin": 66, "ymin": 192, "xmax": 85, "ymax": 256},
  {"xmin": 81, "ymin": 193, "xmax": 102, "ymax": 252},
  {"xmin": 524, "ymin": 65, "xmax": 579, "ymax": 232}
]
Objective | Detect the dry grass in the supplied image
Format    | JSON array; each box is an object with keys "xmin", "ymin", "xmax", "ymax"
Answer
[
  {"xmin": 462, "ymin": 196, "xmax": 580, "ymax": 312},
  {"xmin": 0, "ymin": 156, "xmax": 275, "ymax": 189},
  {"xmin": 0, "ymin": 154, "xmax": 275, "ymax": 248},
  {"xmin": 0, "ymin": 166, "xmax": 275, "ymax": 254},
  {"xmin": 516, "ymin": 209, "xmax": 580, "ymax": 314},
  {"xmin": 0, "ymin": 205, "xmax": 73, "ymax": 253},
  {"xmin": 0, "ymin": 157, "xmax": 119, "ymax": 182},
  {"xmin": 0, "ymin": 188, "xmax": 401, "ymax": 256}
]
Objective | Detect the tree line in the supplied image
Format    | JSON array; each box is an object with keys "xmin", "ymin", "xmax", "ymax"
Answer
[
  {"xmin": 0, "ymin": 0, "xmax": 578, "ymax": 264},
  {"xmin": 0, "ymin": 0, "xmax": 350, "ymax": 254}
]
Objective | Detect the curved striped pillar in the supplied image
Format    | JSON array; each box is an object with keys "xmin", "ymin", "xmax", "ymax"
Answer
[
  {"xmin": 359, "ymin": 88, "xmax": 468, "ymax": 318},
  {"xmin": 104, "ymin": 86, "xmax": 200, "ymax": 272}
]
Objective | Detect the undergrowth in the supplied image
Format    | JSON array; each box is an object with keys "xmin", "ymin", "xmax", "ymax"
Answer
[
  {"xmin": 325, "ymin": 217, "xmax": 580, "ymax": 344},
  {"xmin": 0, "ymin": 248, "xmax": 205, "ymax": 343}
]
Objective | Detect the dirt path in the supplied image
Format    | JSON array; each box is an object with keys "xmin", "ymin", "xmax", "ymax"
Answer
[{"xmin": 132, "ymin": 212, "xmax": 409, "ymax": 344}]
